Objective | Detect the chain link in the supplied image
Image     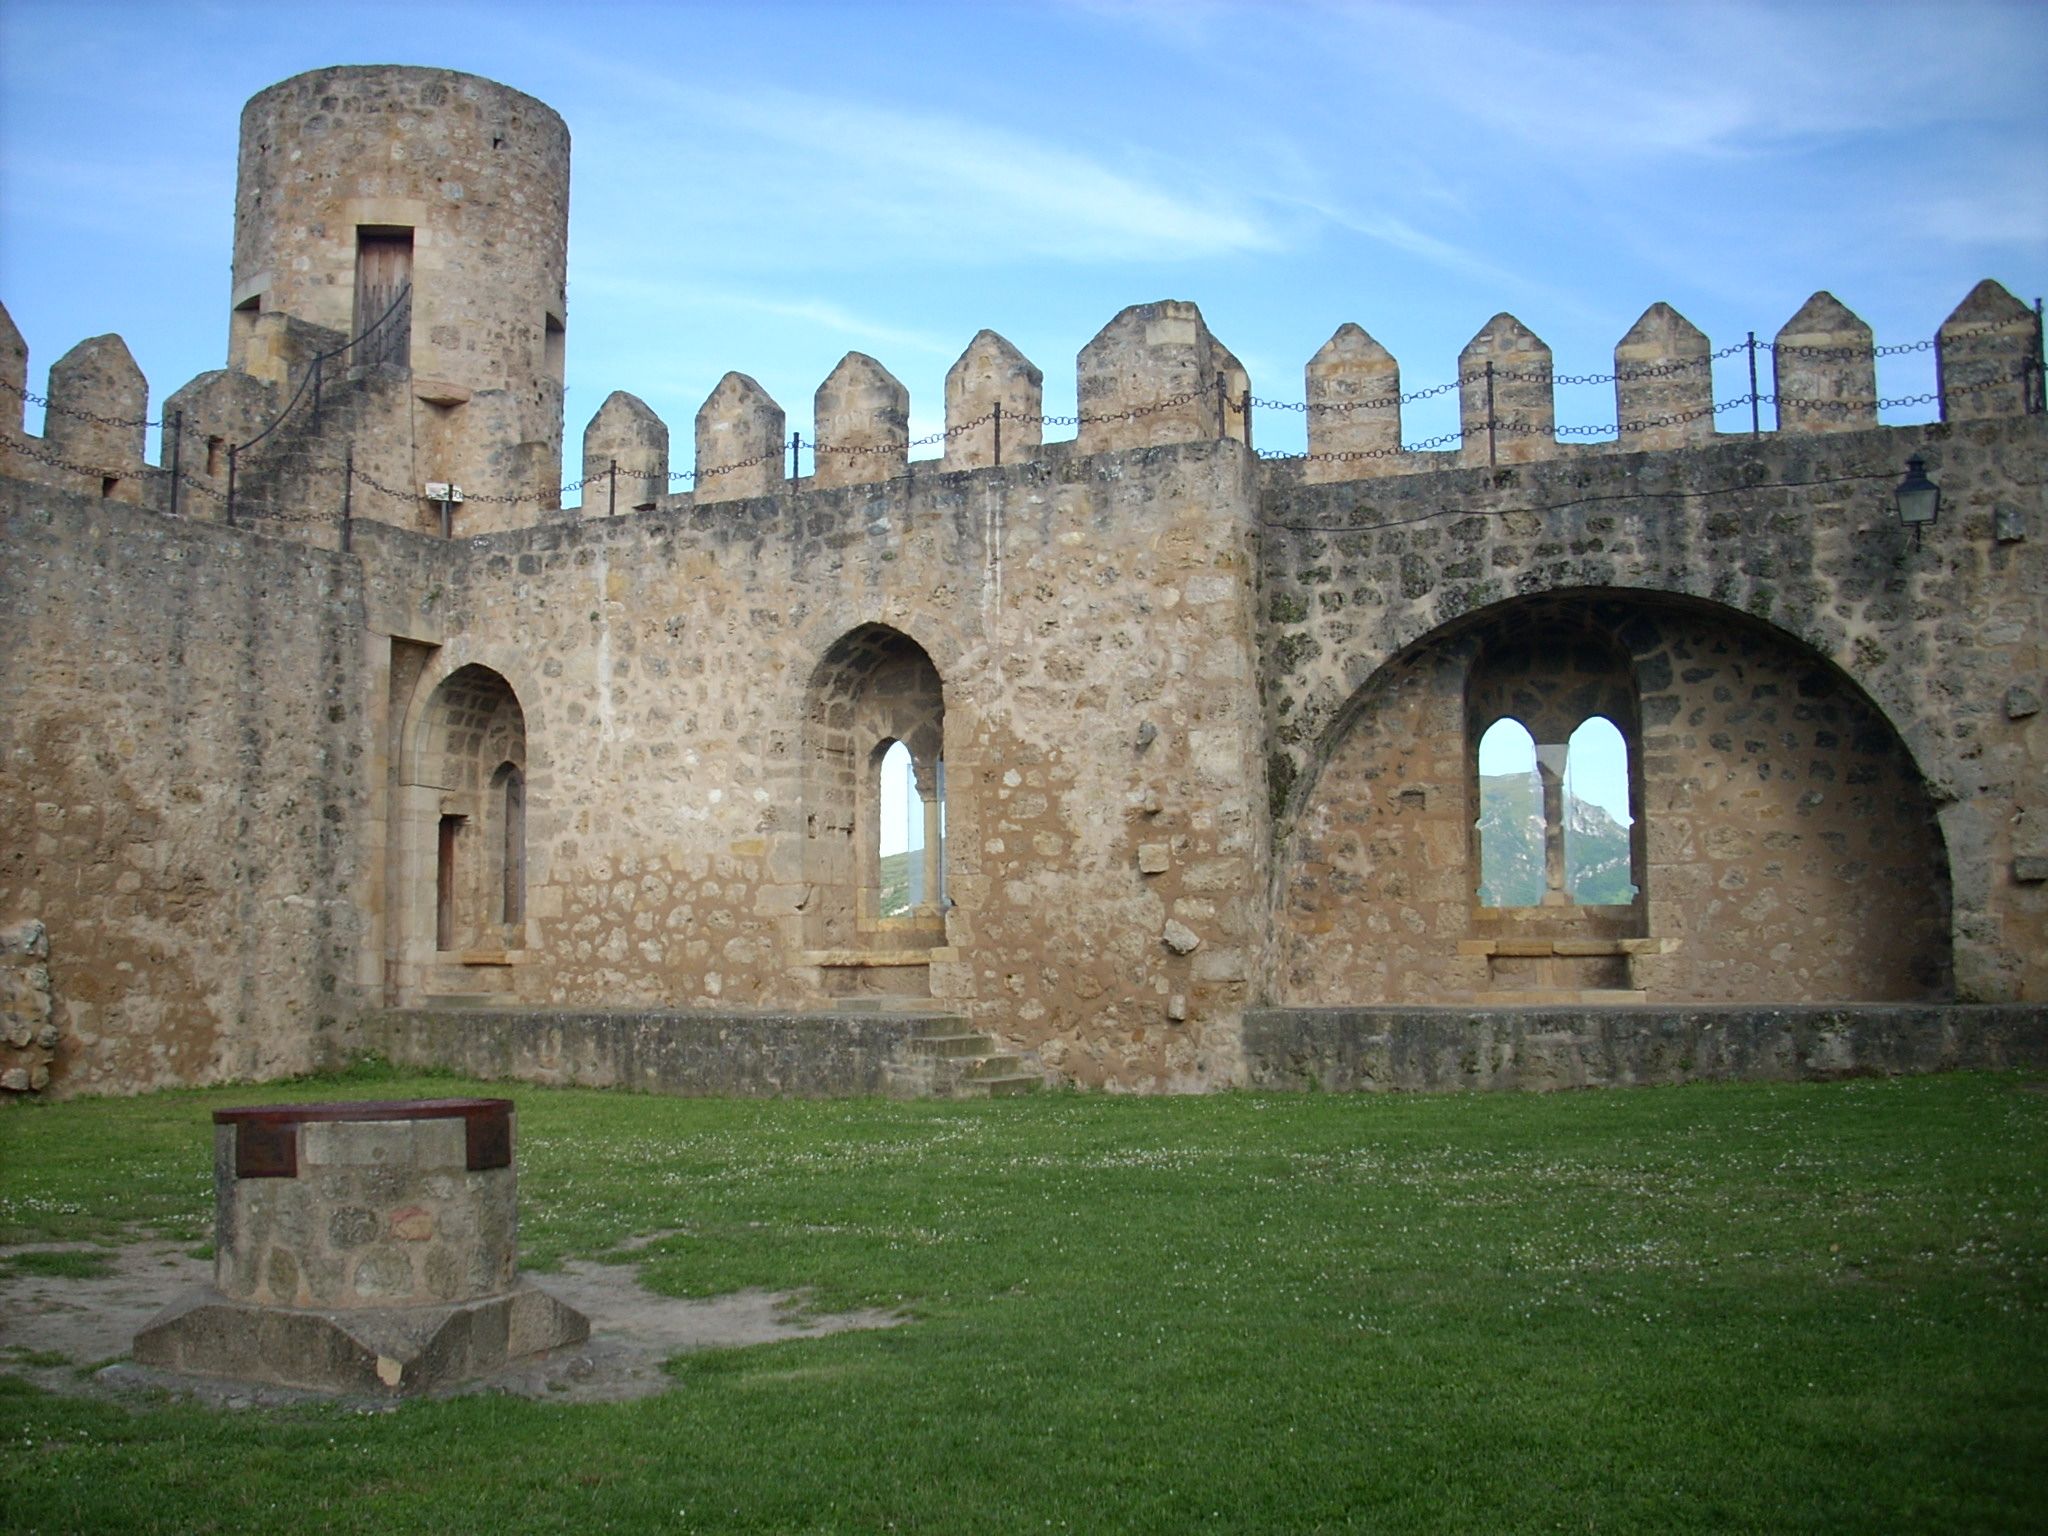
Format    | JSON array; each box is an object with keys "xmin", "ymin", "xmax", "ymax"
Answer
[{"xmin": 0, "ymin": 376, "xmax": 165, "ymax": 430}]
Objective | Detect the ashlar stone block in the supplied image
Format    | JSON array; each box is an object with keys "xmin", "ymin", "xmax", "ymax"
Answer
[
  {"xmin": 1938, "ymin": 278, "xmax": 2037, "ymax": 422},
  {"xmin": 1615, "ymin": 302, "xmax": 1714, "ymax": 450},
  {"xmin": 1772, "ymin": 291, "xmax": 1875, "ymax": 434},
  {"xmin": 813, "ymin": 352, "xmax": 907, "ymax": 490},
  {"xmin": 943, "ymin": 330, "xmax": 1043, "ymax": 471},
  {"xmin": 580, "ymin": 389, "xmax": 669, "ymax": 514},
  {"xmin": 1459, "ymin": 313, "xmax": 1555, "ymax": 466},
  {"xmin": 695, "ymin": 371, "xmax": 787, "ymax": 504},
  {"xmin": 1305, "ymin": 322, "xmax": 1401, "ymax": 482}
]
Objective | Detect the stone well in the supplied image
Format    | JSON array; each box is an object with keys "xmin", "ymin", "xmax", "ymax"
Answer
[{"xmin": 134, "ymin": 1098, "xmax": 587, "ymax": 1394}]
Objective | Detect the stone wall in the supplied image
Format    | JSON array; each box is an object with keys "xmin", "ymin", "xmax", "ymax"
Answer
[
  {"xmin": 362, "ymin": 439, "xmax": 1268, "ymax": 1091},
  {"xmin": 1242, "ymin": 1003, "xmax": 2048, "ymax": 1093},
  {"xmin": 0, "ymin": 919, "xmax": 55, "ymax": 1093},
  {"xmin": 369, "ymin": 1007, "xmax": 937, "ymax": 1097},
  {"xmin": 0, "ymin": 479, "xmax": 372, "ymax": 1093}
]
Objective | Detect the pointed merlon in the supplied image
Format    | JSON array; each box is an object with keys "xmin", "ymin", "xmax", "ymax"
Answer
[
  {"xmin": 1305, "ymin": 323, "xmax": 1401, "ymax": 481},
  {"xmin": 1615, "ymin": 302, "xmax": 1713, "ymax": 450},
  {"xmin": 1938, "ymin": 278, "xmax": 2035, "ymax": 422},
  {"xmin": 944, "ymin": 330, "xmax": 1042, "ymax": 472},
  {"xmin": 45, "ymin": 333, "xmax": 149, "ymax": 501},
  {"xmin": 1772, "ymin": 292, "xmax": 1874, "ymax": 435},
  {"xmin": 1075, "ymin": 300, "xmax": 1241, "ymax": 457},
  {"xmin": 813, "ymin": 352, "xmax": 907, "ymax": 490},
  {"xmin": 0, "ymin": 300, "xmax": 25, "ymax": 429},
  {"xmin": 581, "ymin": 390, "xmax": 670, "ymax": 514},
  {"xmin": 695, "ymin": 372, "xmax": 787, "ymax": 503},
  {"xmin": 1459, "ymin": 313, "xmax": 1554, "ymax": 466}
]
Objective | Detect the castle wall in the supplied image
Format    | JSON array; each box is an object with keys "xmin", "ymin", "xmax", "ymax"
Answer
[
  {"xmin": 377, "ymin": 442, "xmax": 1268, "ymax": 1090},
  {"xmin": 0, "ymin": 479, "xmax": 375, "ymax": 1094},
  {"xmin": 1259, "ymin": 415, "xmax": 2048, "ymax": 1006}
]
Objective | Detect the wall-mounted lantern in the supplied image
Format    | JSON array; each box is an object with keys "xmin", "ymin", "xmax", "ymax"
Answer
[{"xmin": 1895, "ymin": 455, "xmax": 1941, "ymax": 547}]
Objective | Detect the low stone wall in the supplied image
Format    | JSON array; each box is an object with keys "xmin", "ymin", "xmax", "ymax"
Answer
[
  {"xmin": 1242, "ymin": 1004, "xmax": 2048, "ymax": 1092},
  {"xmin": 365, "ymin": 1008, "xmax": 947, "ymax": 1096}
]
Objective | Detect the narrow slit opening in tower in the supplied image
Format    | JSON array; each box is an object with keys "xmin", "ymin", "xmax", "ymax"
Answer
[{"xmin": 435, "ymin": 813, "xmax": 464, "ymax": 951}]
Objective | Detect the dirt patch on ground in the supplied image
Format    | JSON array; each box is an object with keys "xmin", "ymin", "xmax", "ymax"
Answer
[{"xmin": 0, "ymin": 1236, "xmax": 903, "ymax": 1409}]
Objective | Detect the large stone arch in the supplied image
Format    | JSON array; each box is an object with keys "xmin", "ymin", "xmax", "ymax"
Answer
[{"xmin": 1272, "ymin": 590, "xmax": 1952, "ymax": 1006}]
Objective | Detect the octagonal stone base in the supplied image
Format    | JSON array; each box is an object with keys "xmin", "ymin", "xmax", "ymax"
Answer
[{"xmin": 133, "ymin": 1279, "xmax": 589, "ymax": 1395}]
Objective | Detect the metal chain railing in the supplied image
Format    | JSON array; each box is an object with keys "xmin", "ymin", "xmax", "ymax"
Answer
[{"xmin": 12, "ymin": 306, "xmax": 2039, "ymax": 521}]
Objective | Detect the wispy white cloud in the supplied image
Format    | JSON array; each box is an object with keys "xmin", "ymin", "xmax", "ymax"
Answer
[{"xmin": 566, "ymin": 56, "xmax": 1281, "ymax": 267}]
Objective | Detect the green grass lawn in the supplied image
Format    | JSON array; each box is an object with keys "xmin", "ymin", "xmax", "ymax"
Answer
[{"xmin": 2, "ymin": 1067, "xmax": 2044, "ymax": 1533}]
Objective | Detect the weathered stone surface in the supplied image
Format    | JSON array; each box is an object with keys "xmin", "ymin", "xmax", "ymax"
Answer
[
  {"xmin": 1459, "ymin": 313, "xmax": 1554, "ymax": 467},
  {"xmin": 1076, "ymin": 300, "xmax": 1241, "ymax": 456},
  {"xmin": 369, "ymin": 1008, "xmax": 937, "ymax": 1096},
  {"xmin": 1938, "ymin": 278, "xmax": 2036, "ymax": 422},
  {"xmin": 813, "ymin": 352, "xmax": 907, "ymax": 490},
  {"xmin": 1243, "ymin": 1003, "xmax": 2048, "ymax": 1092},
  {"xmin": 580, "ymin": 391, "xmax": 668, "ymax": 515},
  {"xmin": 1773, "ymin": 291, "xmax": 1875, "ymax": 434},
  {"xmin": 1305, "ymin": 323, "xmax": 1401, "ymax": 482},
  {"xmin": 44, "ymin": 334, "xmax": 149, "ymax": 504},
  {"xmin": 1615, "ymin": 302, "xmax": 1713, "ymax": 450},
  {"xmin": 132, "ymin": 1279, "xmax": 587, "ymax": 1396},
  {"xmin": 0, "ymin": 918, "xmax": 54, "ymax": 1095},
  {"xmin": 1162, "ymin": 920, "xmax": 1201, "ymax": 955},
  {"xmin": 694, "ymin": 371, "xmax": 786, "ymax": 504},
  {"xmin": 943, "ymin": 330, "xmax": 1042, "ymax": 471}
]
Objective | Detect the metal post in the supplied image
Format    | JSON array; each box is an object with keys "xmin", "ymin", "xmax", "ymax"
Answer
[
  {"xmin": 1215, "ymin": 374, "xmax": 1228, "ymax": 437},
  {"xmin": 1484, "ymin": 361, "xmax": 1497, "ymax": 467},
  {"xmin": 1241, "ymin": 389, "xmax": 1254, "ymax": 454},
  {"xmin": 1934, "ymin": 330, "xmax": 1948, "ymax": 423},
  {"xmin": 608, "ymin": 458, "xmax": 618, "ymax": 517},
  {"xmin": 341, "ymin": 446, "xmax": 354, "ymax": 553},
  {"xmin": 1747, "ymin": 332, "xmax": 1761, "ymax": 438},
  {"xmin": 992, "ymin": 400, "xmax": 1002, "ymax": 468},
  {"xmin": 166, "ymin": 409, "xmax": 182, "ymax": 518},
  {"xmin": 311, "ymin": 357, "xmax": 322, "ymax": 426},
  {"xmin": 790, "ymin": 431, "xmax": 801, "ymax": 483},
  {"xmin": 225, "ymin": 443, "xmax": 237, "ymax": 527}
]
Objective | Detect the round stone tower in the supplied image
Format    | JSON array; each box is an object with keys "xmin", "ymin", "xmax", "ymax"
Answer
[{"xmin": 229, "ymin": 66, "xmax": 569, "ymax": 518}]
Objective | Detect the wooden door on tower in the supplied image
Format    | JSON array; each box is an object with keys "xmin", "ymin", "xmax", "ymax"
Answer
[{"xmin": 353, "ymin": 229, "xmax": 413, "ymax": 367}]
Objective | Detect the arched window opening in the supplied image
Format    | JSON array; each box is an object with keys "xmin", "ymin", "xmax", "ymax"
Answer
[
  {"xmin": 1564, "ymin": 717, "xmax": 1636, "ymax": 904},
  {"xmin": 405, "ymin": 663, "xmax": 527, "ymax": 983},
  {"xmin": 802, "ymin": 625, "xmax": 948, "ymax": 962},
  {"xmin": 1475, "ymin": 718, "xmax": 1541, "ymax": 908},
  {"xmin": 493, "ymin": 761, "xmax": 526, "ymax": 928}
]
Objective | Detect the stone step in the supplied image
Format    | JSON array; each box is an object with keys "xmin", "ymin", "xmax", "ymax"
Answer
[
  {"xmin": 964, "ymin": 1054, "xmax": 1025, "ymax": 1079},
  {"xmin": 421, "ymin": 993, "xmax": 502, "ymax": 1009},
  {"xmin": 970, "ymin": 1073, "xmax": 1043, "ymax": 1097},
  {"xmin": 1457, "ymin": 989, "xmax": 1650, "ymax": 1006},
  {"xmin": 909, "ymin": 1032, "xmax": 995, "ymax": 1059}
]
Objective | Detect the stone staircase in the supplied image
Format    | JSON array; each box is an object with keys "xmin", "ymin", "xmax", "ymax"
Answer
[{"xmin": 887, "ymin": 1021, "xmax": 1044, "ymax": 1099}]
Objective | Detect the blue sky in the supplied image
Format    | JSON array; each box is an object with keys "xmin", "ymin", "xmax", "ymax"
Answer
[{"xmin": 2, "ymin": 0, "xmax": 2043, "ymax": 472}]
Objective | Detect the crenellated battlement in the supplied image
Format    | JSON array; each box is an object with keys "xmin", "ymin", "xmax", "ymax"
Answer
[{"xmin": 2, "ymin": 276, "xmax": 2040, "ymax": 539}]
